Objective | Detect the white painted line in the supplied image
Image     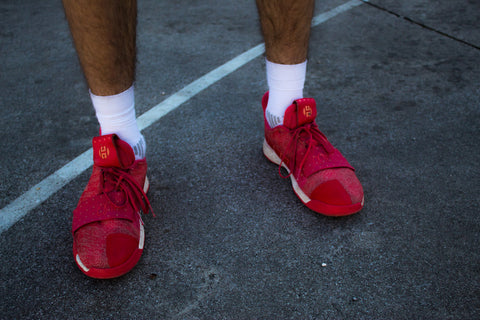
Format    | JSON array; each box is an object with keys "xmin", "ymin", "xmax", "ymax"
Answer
[
  {"xmin": 0, "ymin": 149, "xmax": 93, "ymax": 234},
  {"xmin": 312, "ymin": 0, "xmax": 363, "ymax": 27},
  {"xmin": 136, "ymin": 44, "xmax": 265, "ymax": 130},
  {"xmin": 0, "ymin": 0, "xmax": 363, "ymax": 234}
]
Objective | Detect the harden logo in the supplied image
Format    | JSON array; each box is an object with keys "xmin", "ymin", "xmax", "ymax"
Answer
[
  {"xmin": 303, "ymin": 105, "xmax": 312, "ymax": 118},
  {"xmin": 99, "ymin": 146, "xmax": 110, "ymax": 159}
]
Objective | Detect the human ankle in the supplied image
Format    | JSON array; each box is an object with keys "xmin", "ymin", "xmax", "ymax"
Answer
[
  {"xmin": 265, "ymin": 59, "xmax": 307, "ymax": 127},
  {"xmin": 90, "ymin": 85, "xmax": 145, "ymax": 159}
]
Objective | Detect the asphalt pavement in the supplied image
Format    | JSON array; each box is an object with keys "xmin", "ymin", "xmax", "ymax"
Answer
[{"xmin": 1, "ymin": 0, "xmax": 479, "ymax": 319}]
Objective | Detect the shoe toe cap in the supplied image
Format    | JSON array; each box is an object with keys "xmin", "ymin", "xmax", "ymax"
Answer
[
  {"xmin": 74, "ymin": 220, "xmax": 139, "ymax": 270},
  {"xmin": 310, "ymin": 169, "xmax": 364, "ymax": 206},
  {"xmin": 106, "ymin": 233, "xmax": 138, "ymax": 267}
]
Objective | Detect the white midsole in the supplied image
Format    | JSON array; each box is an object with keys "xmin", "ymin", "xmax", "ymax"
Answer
[
  {"xmin": 138, "ymin": 214, "xmax": 145, "ymax": 250},
  {"xmin": 140, "ymin": 175, "xmax": 148, "ymax": 250},
  {"xmin": 76, "ymin": 254, "xmax": 90, "ymax": 272},
  {"xmin": 262, "ymin": 139, "xmax": 311, "ymax": 204},
  {"xmin": 143, "ymin": 176, "xmax": 150, "ymax": 193}
]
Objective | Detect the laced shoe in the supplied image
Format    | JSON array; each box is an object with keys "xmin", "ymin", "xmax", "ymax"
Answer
[
  {"xmin": 72, "ymin": 134, "xmax": 152, "ymax": 278},
  {"xmin": 262, "ymin": 92, "xmax": 364, "ymax": 216}
]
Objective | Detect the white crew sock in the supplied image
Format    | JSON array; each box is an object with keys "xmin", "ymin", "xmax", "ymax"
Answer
[
  {"xmin": 265, "ymin": 59, "xmax": 307, "ymax": 128},
  {"xmin": 90, "ymin": 85, "xmax": 146, "ymax": 160}
]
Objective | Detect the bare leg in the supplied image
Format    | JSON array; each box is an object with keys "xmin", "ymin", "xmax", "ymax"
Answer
[
  {"xmin": 256, "ymin": 0, "xmax": 315, "ymax": 64},
  {"xmin": 62, "ymin": 0, "xmax": 136, "ymax": 96},
  {"xmin": 62, "ymin": 0, "xmax": 144, "ymax": 159}
]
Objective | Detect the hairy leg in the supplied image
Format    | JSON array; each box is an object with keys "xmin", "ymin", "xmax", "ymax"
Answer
[
  {"xmin": 62, "ymin": 0, "xmax": 137, "ymax": 96},
  {"xmin": 256, "ymin": 0, "xmax": 315, "ymax": 64}
]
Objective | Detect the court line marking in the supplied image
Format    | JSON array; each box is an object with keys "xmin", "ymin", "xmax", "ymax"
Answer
[{"xmin": 0, "ymin": 0, "xmax": 362, "ymax": 234}]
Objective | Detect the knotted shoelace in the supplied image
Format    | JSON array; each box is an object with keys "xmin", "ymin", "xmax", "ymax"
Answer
[
  {"xmin": 279, "ymin": 123, "xmax": 335, "ymax": 179},
  {"xmin": 101, "ymin": 166, "xmax": 155, "ymax": 217}
]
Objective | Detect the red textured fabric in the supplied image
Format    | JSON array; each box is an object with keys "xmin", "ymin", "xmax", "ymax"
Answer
[
  {"xmin": 262, "ymin": 92, "xmax": 364, "ymax": 216},
  {"xmin": 311, "ymin": 179, "xmax": 352, "ymax": 206},
  {"xmin": 106, "ymin": 233, "xmax": 138, "ymax": 267},
  {"xmin": 92, "ymin": 134, "xmax": 134, "ymax": 168},
  {"xmin": 72, "ymin": 134, "xmax": 152, "ymax": 278}
]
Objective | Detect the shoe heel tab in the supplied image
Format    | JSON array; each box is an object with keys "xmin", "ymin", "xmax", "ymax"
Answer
[
  {"xmin": 92, "ymin": 134, "xmax": 135, "ymax": 168},
  {"xmin": 294, "ymin": 98, "xmax": 317, "ymax": 126}
]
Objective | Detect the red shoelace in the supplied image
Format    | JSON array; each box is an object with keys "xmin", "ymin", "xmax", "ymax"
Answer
[
  {"xmin": 101, "ymin": 165, "xmax": 154, "ymax": 217},
  {"xmin": 279, "ymin": 123, "xmax": 335, "ymax": 179}
]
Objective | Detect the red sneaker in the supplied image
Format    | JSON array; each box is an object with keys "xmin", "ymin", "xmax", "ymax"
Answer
[
  {"xmin": 72, "ymin": 134, "xmax": 152, "ymax": 279},
  {"xmin": 262, "ymin": 93, "xmax": 364, "ymax": 216}
]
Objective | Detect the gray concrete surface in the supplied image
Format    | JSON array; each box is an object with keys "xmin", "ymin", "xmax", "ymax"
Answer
[{"xmin": 1, "ymin": 0, "xmax": 479, "ymax": 319}]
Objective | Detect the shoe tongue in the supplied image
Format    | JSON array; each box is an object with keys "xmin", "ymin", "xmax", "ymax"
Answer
[
  {"xmin": 283, "ymin": 98, "xmax": 317, "ymax": 129},
  {"xmin": 93, "ymin": 134, "xmax": 135, "ymax": 168}
]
